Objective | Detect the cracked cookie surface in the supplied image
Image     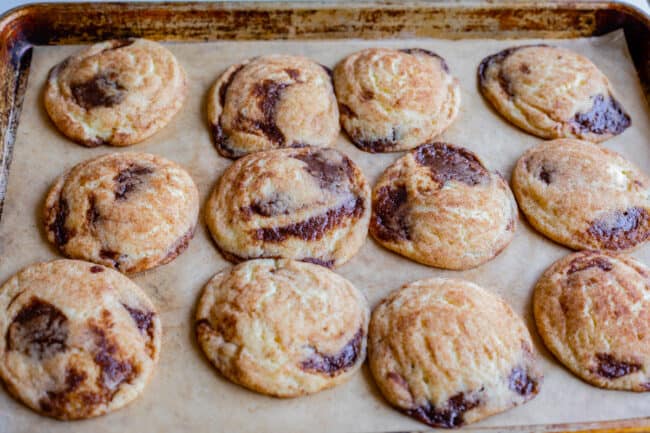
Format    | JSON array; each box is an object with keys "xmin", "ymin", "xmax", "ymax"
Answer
[
  {"xmin": 0, "ymin": 259, "xmax": 161, "ymax": 419},
  {"xmin": 44, "ymin": 38, "xmax": 187, "ymax": 147},
  {"xmin": 369, "ymin": 278, "xmax": 542, "ymax": 428},
  {"xmin": 207, "ymin": 55, "xmax": 339, "ymax": 158},
  {"xmin": 512, "ymin": 138, "xmax": 650, "ymax": 251},
  {"xmin": 195, "ymin": 259, "xmax": 369, "ymax": 397},
  {"xmin": 478, "ymin": 45, "xmax": 630, "ymax": 142},
  {"xmin": 43, "ymin": 152, "xmax": 199, "ymax": 273},
  {"xmin": 534, "ymin": 251, "xmax": 650, "ymax": 391},
  {"xmin": 370, "ymin": 142, "xmax": 517, "ymax": 269},
  {"xmin": 333, "ymin": 48, "xmax": 460, "ymax": 152},
  {"xmin": 205, "ymin": 147, "xmax": 370, "ymax": 268}
]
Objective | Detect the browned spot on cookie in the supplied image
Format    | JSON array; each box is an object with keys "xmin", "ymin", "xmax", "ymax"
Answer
[
  {"xmin": 372, "ymin": 184, "xmax": 410, "ymax": 242},
  {"xmin": 71, "ymin": 72, "xmax": 126, "ymax": 110},
  {"xmin": 100, "ymin": 249, "xmax": 124, "ymax": 270},
  {"xmin": 587, "ymin": 207, "xmax": 650, "ymax": 250},
  {"xmin": 89, "ymin": 320, "xmax": 136, "ymax": 393},
  {"xmin": 508, "ymin": 367, "xmax": 539, "ymax": 396},
  {"xmin": 255, "ymin": 196, "xmax": 364, "ymax": 242},
  {"xmin": 356, "ymin": 129, "xmax": 398, "ymax": 153},
  {"xmin": 114, "ymin": 164, "xmax": 154, "ymax": 200},
  {"xmin": 301, "ymin": 328, "xmax": 363, "ymax": 375},
  {"xmin": 360, "ymin": 89, "xmax": 374, "ymax": 101},
  {"xmin": 520, "ymin": 63, "xmax": 531, "ymax": 74},
  {"xmin": 284, "ymin": 68, "xmax": 301, "ymax": 81},
  {"xmin": 593, "ymin": 353, "xmax": 641, "ymax": 379},
  {"xmin": 301, "ymin": 257, "xmax": 335, "ymax": 268},
  {"xmin": 39, "ymin": 367, "xmax": 87, "ymax": 417},
  {"xmin": 339, "ymin": 103, "xmax": 357, "ymax": 119},
  {"xmin": 293, "ymin": 149, "xmax": 355, "ymax": 189},
  {"xmin": 567, "ymin": 256, "xmax": 613, "ymax": 275},
  {"xmin": 399, "ymin": 48, "xmax": 450, "ymax": 73},
  {"xmin": 405, "ymin": 392, "xmax": 481, "ymax": 428},
  {"xmin": 572, "ymin": 94, "xmax": 630, "ymax": 136},
  {"xmin": 90, "ymin": 265, "xmax": 104, "ymax": 273},
  {"xmin": 49, "ymin": 196, "xmax": 71, "ymax": 247},
  {"xmin": 6, "ymin": 297, "xmax": 69, "ymax": 359},
  {"xmin": 414, "ymin": 142, "xmax": 489, "ymax": 187}
]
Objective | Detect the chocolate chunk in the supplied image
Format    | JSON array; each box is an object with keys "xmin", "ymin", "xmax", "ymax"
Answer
[
  {"xmin": 250, "ymin": 194, "xmax": 291, "ymax": 217},
  {"xmin": 301, "ymin": 257, "xmax": 335, "ymax": 268},
  {"xmin": 99, "ymin": 249, "xmax": 124, "ymax": 270},
  {"xmin": 538, "ymin": 165, "xmax": 554, "ymax": 184},
  {"xmin": 86, "ymin": 194, "xmax": 100, "ymax": 226},
  {"xmin": 49, "ymin": 197, "xmax": 71, "ymax": 246},
  {"xmin": 114, "ymin": 164, "xmax": 153, "ymax": 200},
  {"xmin": 339, "ymin": 103, "xmax": 357, "ymax": 118},
  {"xmin": 293, "ymin": 149, "xmax": 355, "ymax": 189},
  {"xmin": 255, "ymin": 196, "xmax": 364, "ymax": 242},
  {"xmin": 587, "ymin": 207, "xmax": 650, "ymax": 250},
  {"xmin": 71, "ymin": 73, "xmax": 126, "ymax": 110},
  {"xmin": 6, "ymin": 297, "xmax": 69, "ymax": 359},
  {"xmin": 593, "ymin": 353, "xmax": 641, "ymax": 378},
  {"xmin": 355, "ymin": 129, "xmax": 399, "ymax": 153},
  {"xmin": 90, "ymin": 265, "xmax": 104, "ymax": 273},
  {"xmin": 301, "ymin": 328, "xmax": 363, "ymax": 375},
  {"xmin": 251, "ymin": 79, "xmax": 291, "ymax": 145},
  {"xmin": 413, "ymin": 142, "xmax": 489, "ymax": 187},
  {"xmin": 39, "ymin": 367, "xmax": 87, "ymax": 416},
  {"xmin": 121, "ymin": 304, "xmax": 155, "ymax": 338},
  {"xmin": 284, "ymin": 68, "xmax": 301, "ymax": 81},
  {"xmin": 372, "ymin": 184, "xmax": 410, "ymax": 241},
  {"xmin": 508, "ymin": 367, "xmax": 538, "ymax": 396},
  {"xmin": 567, "ymin": 256, "xmax": 613, "ymax": 275},
  {"xmin": 89, "ymin": 323, "xmax": 135, "ymax": 391},
  {"xmin": 520, "ymin": 63, "xmax": 531, "ymax": 74},
  {"xmin": 399, "ymin": 48, "xmax": 450, "ymax": 73},
  {"xmin": 405, "ymin": 392, "xmax": 481, "ymax": 428},
  {"xmin": 572, "ymin": 94, "xmax": 630, "ymax": 136}
]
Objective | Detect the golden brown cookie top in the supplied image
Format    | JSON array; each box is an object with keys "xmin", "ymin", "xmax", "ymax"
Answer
[
  {"xmin": 207, "ymin": 55, "xmax": 339, "ymax": 158},
  {"xmin": 333, "ymin": 48, "xmax": 460, "ymax": 152},
  {"xmin": 44, "ymin": 38, "xmax": 187, "ymax": 147},
  {"xmin": 370, "ymin": 142, "xmax": 517, "ymax": 269},
  {"xmin": 369, "ymin": 278, "xmax": 542, "ymax": 428},
  {"xmin": 534, "ymin": 251, "xmax": 650, "ymax": 391},
  {"xmin": 0, "ymin": 260, "xmax": 161, "ymax": 419},
  {"xmin": 195, "ymin": 259, "xmax": 369, "ymax": 397},
  {"xmin": 44, "ymin": 152, "xmax": 199, "ymax": 273},
  {"xmin": 205, "ymin": 147, "xmax": 370, "ymax": 268},
  {"xmin": 478, "ymin": 45, "xmax": 630, "ymax": 142},
  {"xmin": 512, "ymin": 138, "xmax": 650, "ymax": 251}
]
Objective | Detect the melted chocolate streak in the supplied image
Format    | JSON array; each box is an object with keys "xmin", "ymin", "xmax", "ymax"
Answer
[
  {"xmin": 372, "ymin": 184, "xmax": 410, "ymax": 242},
  {"xmin": 293, "ymin": 150, "xmax": 355, "ymax": 189},
  {"xmin": 567, "ymin": 256, "xmax": 613, "ymax": 275},
  {"xmin": 414, "ymin": 142, "xmax": 489, "ymax": 187},
  {"xmin": 114, "ymin": 164, "xmax": 154, "ymax": 200},
  {"xmin": 406, "ymin": 392, "xmax": 481, "ymax": 428},
  {"xmin": 477, "ymin": 44, "xmax": 548, "ymax": 91},
  {"xmin": 90, "ymin": 323, "xmax": 135, "ymax": 391},
  {"xmin": 71, "ymin": 73, "xmax": 126, "ymax": 110},
  {"xmin": 587, "ymin": 207, "xmax": 650, "ymax": 250},
  {"xmin": 300, "ymin": 329, "xmax": 363, "ymax": 375},
  {"xmin": 400, "ymin": 48, "xmax": 450, "ymax": 73},
  {"xmin": 255, "ymin": 196, "xmax": 364, "ymax": 242},
  {"xmin": 121, "ymin": 303, "xmax": 155, "ymax": 338},
  {"xmin": 594, "ymin": 353, "xmax": 641, "ymax": 379},
  {"xmin": 572, "ymin": 94, "xmax": 631, "ymax": 135},
  {"xmin": 51, "ymin": 197, "xmax": 71, "ymax": 246},
  {"xmin": 508, "ymin": 367, "xmax": 538, "ymax": 396}
]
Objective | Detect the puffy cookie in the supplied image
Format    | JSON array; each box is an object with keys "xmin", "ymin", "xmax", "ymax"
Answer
[
  {"xmin": 512, "ymin": 139, "xmax": 650, "ymax": 251},
  {"xmin": 478, "ymin": 45, "xmax": 630, "ymax": 142},
  {"xmin": 44, "ymin": 38, "xmax": 187, "ymax": 147},
  {"xmin": 369, "ymin": 278, "xmax": 542, "ymax": 428},
  {"xmin": 205, "ymin": 147, "xmax": 370, "ymax": 268},
  {"xmin": 0, "ymin": 260, "xmax": 161, "ymax": 420},
  {"xmin": 207, "ymin": 55, "xmax": 339, "ymax": 158},
  {"xmin": 369, "ymin": 142, "xmax": 517, "ymax": 269},
  {"xmin": 534, "ymin": 251, "xmax": 650, "ymax": 391},
  {"xmin": 333, "ymin": 48, "xmax": 460, "ymax": 152},
  {"xmin": 44, "ymin": 152, "xmax": 199, "ymax": 273},
  {"xmin": 195, "ymin": 259, "xmax": 369, "ymax": 397}
]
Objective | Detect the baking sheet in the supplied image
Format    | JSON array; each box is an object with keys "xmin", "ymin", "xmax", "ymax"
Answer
[{"xmin": 0, "ymin": 29, "xmax": 649, "ymax": 433}]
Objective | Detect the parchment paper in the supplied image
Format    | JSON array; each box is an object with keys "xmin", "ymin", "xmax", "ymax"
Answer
[{"xmin": 1, "ymin": 30, "xmax": 649, "ymax": 433}]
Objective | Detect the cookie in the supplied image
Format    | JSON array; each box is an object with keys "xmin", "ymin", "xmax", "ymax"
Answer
[
  {"xmin": 207, "ymin": 55, "xmax": 339, "ymax": 158},
  {"xmin": 205, "ymin": 147, "xmax": 370, "ymax": 268},
  {"xmin": 0, "ymin": 260, "xmax": 161, "ymax": 419},
  {"xmin": 44, "ymin": 152, "xmax": 199, "ymax": 273},
  {"xmin": 478, "ymin": 44, "xmax": 630, "ymax": 142},
  {"xmin": 44, "ymin": 38, "xmax": 187, "ymax": 147},
  {"xmin": 369, "ymin": 278, "xmax": 542, "ymax": 428},
  {"xmin": 512, "ymin": 138, "xmax": 650, "ymax": 251},
  {"xmin": 333, "ymin": 48, "xmax": 460, "ymax": 152},
  {"xmin": 195, "ymin": 259, "xmax": 369, "ymax": 397},
  {"xmin": 369, "ymin": 142, "xmax": 517, "ymax": 270},
  {"xmin": 534, "ymin": 250, "xmax": 650, "ymax": 391}
]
